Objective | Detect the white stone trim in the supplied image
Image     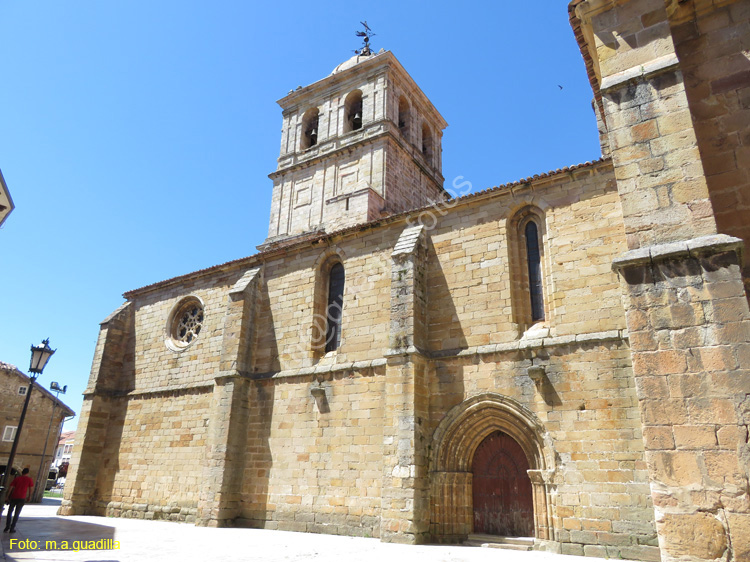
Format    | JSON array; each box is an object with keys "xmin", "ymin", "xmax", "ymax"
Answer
[{"xmin": 600, "ymin": 53, "xmax": 680, "ymax": 93}]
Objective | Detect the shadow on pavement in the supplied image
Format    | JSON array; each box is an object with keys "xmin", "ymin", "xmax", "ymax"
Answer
[{"xmin": 1, "ymin": 497, "xmax": 117, "ymax": 559}]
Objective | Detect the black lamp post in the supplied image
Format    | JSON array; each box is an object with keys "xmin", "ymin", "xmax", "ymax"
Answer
[
  {"xmin": 0, "ymin": 339, "xmax": 55, "ymax": 513},
  {"xmin": 33, "ymin": 381, "xmax": 67, "ymax": 501}
]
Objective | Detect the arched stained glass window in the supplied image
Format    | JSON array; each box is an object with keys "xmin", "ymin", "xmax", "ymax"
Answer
[
  {"xmin": 525, "ymin": 221, "xmax": 544, "ymax": 322},
  {"xmin": 325, "ymin": 263, "xmax": 345, "ymax": 352}
]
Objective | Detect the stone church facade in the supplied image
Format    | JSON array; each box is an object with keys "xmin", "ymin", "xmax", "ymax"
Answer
[{"xmin": 61, "ymin": 1, "xmax": 750, "ymax": 561}]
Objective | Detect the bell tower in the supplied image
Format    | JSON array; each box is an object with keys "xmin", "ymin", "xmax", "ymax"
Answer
[{"xmin": 261, "ymin": 48, "xmax": 448, "ymax": 249}]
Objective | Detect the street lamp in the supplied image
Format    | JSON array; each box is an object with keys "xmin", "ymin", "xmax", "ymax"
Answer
[
  {"xmin": 0, "ymin": 339, "xmax": 56, "ymax": 513},
  {"xmin": 33, "ymin": 381, "xmax": 67, "ymax": 501},
  {"xmin": 29, "ymin": 339, "xmax": 55, "ymax": 374}
]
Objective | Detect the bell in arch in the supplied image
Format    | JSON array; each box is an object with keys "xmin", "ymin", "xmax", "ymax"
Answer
[
  {"xmin": 352, "ymin": 111, "xmax": 362, "ymax": 130},
  {"xmin": 305, "ymin": 126, "xmax": 318, "ymax": 147}
]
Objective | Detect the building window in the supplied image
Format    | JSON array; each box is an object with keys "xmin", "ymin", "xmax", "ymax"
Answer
[
  {"xmin": 398, "ymin": 96, "xmax": 409, "ymax": 137},
  {"xmin": 325, "ymin": 262, "xmax": 345, "ymax": 352},
  {"xmin": 167, "ymin": 297, "xmax": 204, "ymax": 351},
  {"xmin": 421, "ymin": 122, "xmax": 433, "ymax": 163},
  {"xmin": 2, "ymin": 426, "xmax": 17, "ymax": 442},
  {"xmin": 508, "ymin": 206, "xmax": 548, "ymax": 332},
  {"xmin": 175, "ymin": 303, "xmax": 203, "ymax": 344},
  {"xmin": 344, "ymin": 90, "xmax": 363, "ymax": 133},
  {"xmin": 17, "ymin": 386, "xmax": 27, "ymax": 396},
  {"xmin": 301, "ymin": 107, "xmax": 319, "ymax": 150},
  {"xmin": 525, "ymin": 220, "xmax": 545, "ymax": 322}
]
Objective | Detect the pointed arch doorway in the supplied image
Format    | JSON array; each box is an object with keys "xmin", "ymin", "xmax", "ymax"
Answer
[
  {"xmin": 472, "ymin": 430, "xmax": 534, "ymax": 537},
  {"xmin": 429, "ymin": 393, "xmax": 556, "ymax": 544}
]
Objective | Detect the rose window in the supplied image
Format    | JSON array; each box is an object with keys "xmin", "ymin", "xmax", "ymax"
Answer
[
  {"xmin": 175, "ymin": 304, "xmax": 203, "ymax": 343},
  {"xmin": 167, "ymin": 298, "xmax": 205, "ymax": 350}
]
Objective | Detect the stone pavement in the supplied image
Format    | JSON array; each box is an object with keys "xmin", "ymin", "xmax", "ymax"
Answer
[{"xmin": 1, "ymin": 499, "xmax": 610, "ymax": 562}]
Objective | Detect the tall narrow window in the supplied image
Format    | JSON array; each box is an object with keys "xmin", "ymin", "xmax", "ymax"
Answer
[
  {"xmin": 301, "ymin": 108, "xmax": 319, "ymax": 150},
  {"xmin": 325, "ymin": 263, "xmax": 345, "ymax": 352},
  {"xmin": 398, "ymin": 96, "xmax": 409, "ymax": 136},
  {"xmin": 525, "ymin": 221, "xmax": 544, "ymax": 321},
  {"xmin": 344, "ymin": 90, "xmax": 363, "ymax": 132},
  {"xmin": 421, "ymin": 122, "xmax": 433, "ymax": 163}
]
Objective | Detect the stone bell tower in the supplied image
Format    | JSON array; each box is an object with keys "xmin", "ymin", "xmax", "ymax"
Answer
[{"xmin": 261, "ymin": 47, "xmax": 448, "ymax": 250}]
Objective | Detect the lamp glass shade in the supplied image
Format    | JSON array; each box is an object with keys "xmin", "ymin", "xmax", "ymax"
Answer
[{"xmin": 29, "ymin": 338, "xmax": 55, "ymax": 374}]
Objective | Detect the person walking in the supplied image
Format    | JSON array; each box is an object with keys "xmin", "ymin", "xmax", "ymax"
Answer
[{"xmin": 3, "ymin": 468, "xmax": 34, "ymax": 533}]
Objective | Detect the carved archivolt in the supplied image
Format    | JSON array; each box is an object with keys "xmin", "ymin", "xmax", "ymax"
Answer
[
  {"xmin": 429, "ymin": 393, "xmax": 557, "ymax": 542},
  {"xmin": 431, "ymin": 392, "xmax": 554, "ymax": 473}
]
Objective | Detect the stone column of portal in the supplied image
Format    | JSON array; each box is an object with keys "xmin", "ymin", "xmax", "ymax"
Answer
[
  {"xmin": 381, "ymin": 225, "xmax": 431, "ymax": 544},
  {"xmin": 196, "ymin": 267, "xmax": 261, "ymax": 527},
  {"xmin": 59, "ymin": 303, "xmax": 133, "ymax": 516},
  {"xmin": 574, "ymin": 1, "xmax": 750, "ymax": 560}
]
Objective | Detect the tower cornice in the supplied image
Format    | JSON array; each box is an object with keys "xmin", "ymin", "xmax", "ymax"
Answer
[{"xmin": 277, "ymin": 51, "xmax": 447, "ymax": 131}]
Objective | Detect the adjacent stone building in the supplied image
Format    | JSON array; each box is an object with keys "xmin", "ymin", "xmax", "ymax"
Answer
[
  {"xmin": 0, "ymin": 168, "xmax": 14, "ymax": 228},
  {"xmin": 61, "ymin": 2, "xmax": 750, "ymax": 561},
  {"xmin": 1, "ymin": 362, "xmax": 74, "ymax": 502}
]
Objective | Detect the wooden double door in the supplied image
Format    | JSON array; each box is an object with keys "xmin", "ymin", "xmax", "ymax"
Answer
[{"xmin": 472, "ymin": 430, "xmax": 534, "ymax": 537}]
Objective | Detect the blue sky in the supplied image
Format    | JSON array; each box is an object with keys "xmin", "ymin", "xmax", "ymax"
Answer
[{"xmin": 1, "ymin": 1, "xmax": 601, "ymax": 430}]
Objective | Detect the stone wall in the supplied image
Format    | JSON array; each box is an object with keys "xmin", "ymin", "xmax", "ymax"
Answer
[
  {"xmin": 63, "ymin": 155, "xmax": 658, "ymax": 558},
  {"xmin": 267, "ymin": 132, "xmax": 445, "ymax": 242},
  {"xmin": 95, "ymin": 389, "xmax": 211, "ymax": 521},
  {"xmin": 573, "ymin": 1, "xmax": 750, "ymax": 560},
  {"xmin": 61, "ymin": 272, "xmax": 240, "ymax": 517},
  {"xmin": 668, "ymin": 0, "xmax": 750, "ymax": 293},
  {"xmin": 613, "ymin": 236, "xmax": 750, "ymax": 562},
  {"xmin": 426, "ymin": 160, "xmax": 626, "ymax": 349},
  {"xmin": 428, "ymin": 341, "xmax": 656, "ymax": 560},
  {"xmin": 239, "ymin": 369, "xmax": 385, "ymax": 537},
  {"xmin": 573, "ymin": 0, "xmax": 718, "ymax": 249},
  {"xmin": 268, "ymin": 138, "xmax": 388, "ymax": 238},
  {"xmin": 127, "ymin": 271, "xmax": 240, "ymax": 392},
  {"xmin": 254, "ymin": 230, "xmax": 397, "ymax": 372}
]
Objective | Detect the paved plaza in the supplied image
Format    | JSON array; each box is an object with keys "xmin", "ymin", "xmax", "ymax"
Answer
[{"xmin": 0, "ymin": 499, "xmax": 609, "ymax": 562}]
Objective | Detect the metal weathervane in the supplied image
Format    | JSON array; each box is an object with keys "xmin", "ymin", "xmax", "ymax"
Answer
[{"xmin": 354, "ymin": 21, "xmax": 375, "ymax": 56}]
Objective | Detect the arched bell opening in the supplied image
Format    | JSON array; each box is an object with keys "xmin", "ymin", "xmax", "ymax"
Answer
[
  {"xmin": 344, "ymin": 90, "xmax": 363, "ymax": 133},
  {"xmin": 300, "ymin": 107, "xmax": 320, "ymax": 150}
]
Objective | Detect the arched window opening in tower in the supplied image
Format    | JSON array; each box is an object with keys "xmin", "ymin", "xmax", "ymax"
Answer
[
  {"xmin": 345, "ymin": 90, "xmax": 363, "ymax": 132},
  {"xmin": 421, "ymin": 122, "xmax": 433, "ymax": 163},
  {"xmin": 398, "ymin": 96, "xmax": 409, "ymax": 136},
  {"xmin": 301, "ymin": 108, "xmax": 319, "ymax": 149}
]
